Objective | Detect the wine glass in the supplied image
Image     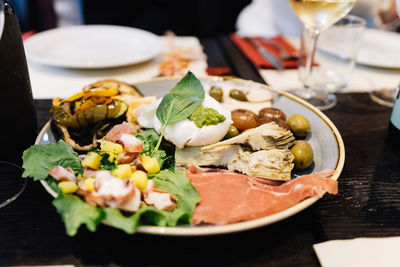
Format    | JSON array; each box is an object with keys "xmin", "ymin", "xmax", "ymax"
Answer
[
  {"xmin": 289, "ymin": 0, "xmax": 357, "ymax": 110},
  {"xmin": 370, "ymin": 0, "xmax": 400, "ymax": 107}
]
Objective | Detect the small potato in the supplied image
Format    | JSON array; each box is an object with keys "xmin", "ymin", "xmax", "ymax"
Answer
[
  {"xmin": 290, "ymin": 140, "xmax": 313, "ymax": 170},
  {"xmin": 231, "ymin": 109, "xmax": 258, "ymax": 131},
  {"xmin": 287, "ymin": 114, "xmax": 311, "ymax": 138}
]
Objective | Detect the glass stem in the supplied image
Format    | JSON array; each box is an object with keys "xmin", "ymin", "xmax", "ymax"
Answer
[{"xmin": 303, "ymin": 29, "xmax": 319, "ymax": 98}]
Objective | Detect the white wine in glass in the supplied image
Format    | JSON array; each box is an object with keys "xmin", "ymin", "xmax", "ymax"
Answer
[{"xmin": 289, "ymin": 0, "xmax": 356, "ymax": 110}]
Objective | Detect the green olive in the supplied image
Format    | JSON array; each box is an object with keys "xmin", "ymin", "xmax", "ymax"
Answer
[
  {"xmin": 287, "ymin": 114, "xmax": 311, "ymax": 138},
  {"xmin": 229, "ymin": 89, "xmax": 247, "ymax": 101},
  {"xmin": 291, "ymin": 140, "xmax": 313, "ymax": 170},
  {"xmin": 209, "ymin": 86, "xmax": 223, "ymax": 102},
  {"xmin": 224, "ymin": 125, "xmax": 240, "ymax": 139}
]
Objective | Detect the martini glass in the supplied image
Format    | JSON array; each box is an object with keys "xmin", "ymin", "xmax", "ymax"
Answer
[{"xmin": 289, "ymin": 0, "xmax": 357, "ymax": 110}]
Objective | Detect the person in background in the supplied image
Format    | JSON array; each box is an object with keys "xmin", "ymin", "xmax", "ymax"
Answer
[
  {"xmin": 9, "ymin": 0, "xmax": 57, "ymax": 32},
  {"xmin": 236, "ymin": 0, "xmax": 382, "ymax": 38},
  {"xmin": 81, "ymin": 0, "xmax": 250, "ymax": 37},
  {"xmin": 10, "ymin": 0, "xmax": 250, "ymax": 38}
]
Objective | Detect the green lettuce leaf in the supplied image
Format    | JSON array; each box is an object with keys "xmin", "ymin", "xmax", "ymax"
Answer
[
  {"xmin": 150, "ymin": 169, "xmax": 201, "ymax": 225},
  {"xmin": 103, "ymin": 206, "xmax": 163, "ymax": 234},
  {"xmin": 22, "ymin": 140, "xmax": 83, "ymax": 181},
  {"xmin": 53, "ymin": 194, "xmax": 104, "ymax": 236}
]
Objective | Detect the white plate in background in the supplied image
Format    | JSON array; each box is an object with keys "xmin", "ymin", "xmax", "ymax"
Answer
[
  {"xmin": 24, "ymin": 25, "xmax": 161, "ymax": 69},
  {"xmin": 357, "ymin": 29, "xmax": 400, "ymax": 69}
]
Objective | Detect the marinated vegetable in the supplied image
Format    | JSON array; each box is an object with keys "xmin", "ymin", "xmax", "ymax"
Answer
[
  {"xmin": 290, "ymin": 140, "xmax": 313, "ymax": 170},
  {"xmin": 287, "ymin": 114, "xmax": 311, "ymax": 138},
  {"xmin": 229, "ymin": 89, "xmax": 248, "ymax": 101},
  {"xmin": 231, "ymin": 109, "xmax": 258, "ymax": 131},
  {"xmin": 50, "ymin": 80, "xmax": 141, "ymax": 151}
]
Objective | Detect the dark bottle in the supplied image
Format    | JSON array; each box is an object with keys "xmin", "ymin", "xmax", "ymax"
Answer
[
  {"xmin": 0, "ymin": 1, "xmax": 37, "ymax": 165},
  {"xmin": 388, "ymin": 87, "xmax": 400, "ymax": 145}
]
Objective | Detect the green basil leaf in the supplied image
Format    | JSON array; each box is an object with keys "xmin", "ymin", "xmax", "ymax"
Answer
[
  {"xmin": 169, "ymin": 71, "xmax": 205, "ymax": 100},
  {"xmin": 156, "ymin": 94, "xmax": 202, "ymax": 126}
]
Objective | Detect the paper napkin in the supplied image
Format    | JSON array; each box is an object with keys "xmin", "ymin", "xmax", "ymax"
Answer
[{"xmin": 314, "ymin": 236, "xmax": 400, "ymax": 267}]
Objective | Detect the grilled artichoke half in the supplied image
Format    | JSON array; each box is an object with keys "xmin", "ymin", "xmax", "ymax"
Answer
[{"xmin": 175, "ymin": 122, "xmax": 295, "ymax": 181}]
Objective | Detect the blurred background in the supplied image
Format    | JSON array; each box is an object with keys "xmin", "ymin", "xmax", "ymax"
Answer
[
  {"xmin": 9, "ymin": 0, "xmax": 400, "ymax": 37},
  {"xmin": 8, "ymin": 0, "xmax": 251, "ymax": 37}
]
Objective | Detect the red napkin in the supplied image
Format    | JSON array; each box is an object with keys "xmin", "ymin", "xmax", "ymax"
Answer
[
  {"xmin": 206, "ymin": 67, "xmax": 232, "ymax": 76},
  {"xmin": 22, "ymin": 30, "xmax": 35, "ymax": 41},
  {"xmin": 231, "ymin": 33, "xmax": 299, "ymax": 69}
]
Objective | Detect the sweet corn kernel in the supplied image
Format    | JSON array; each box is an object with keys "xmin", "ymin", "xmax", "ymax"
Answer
[
  {"xmin": 111, "ymin": 164, "xmax": 133, "ymax": 179},
  {"xmin": 58, "ymin": 181, "xmax": 78, "ymax": 194},
  {"xmin": 100, "ymin": 140, "xmax": 123, "ymax": 155},
  {"xmin": 84, "ymin": 178, "xmax": 95, "ymax": 192},
  {"xmin": 82, "ymin": 152, "xmax": 102, "ymax": 169},
  {"xmin": 131, "ymin": 170, "xmax": 148, "ymax": 190},
  {"xmin": 141, "ymin": 155, "xmax": 160, "ymax": 174}
]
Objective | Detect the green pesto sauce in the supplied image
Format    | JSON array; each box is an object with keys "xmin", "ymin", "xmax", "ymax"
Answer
[{"xmin": 189, "ymin": 105, "xmax": 226, "ymax": 128}]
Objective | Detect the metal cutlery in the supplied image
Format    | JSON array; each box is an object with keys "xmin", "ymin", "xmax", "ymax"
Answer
[
  {"xmin": 245, "ymin": 37, "xmax": 284, "ymax": 71},
  {"xmin": 261, "ymin": 37, "xmax": 298, "ymax": 61}
]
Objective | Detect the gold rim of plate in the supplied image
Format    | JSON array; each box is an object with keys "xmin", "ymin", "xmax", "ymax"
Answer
[{"xmin": 36, "ymin": 76, "xmax": 345, "ymax": 236}]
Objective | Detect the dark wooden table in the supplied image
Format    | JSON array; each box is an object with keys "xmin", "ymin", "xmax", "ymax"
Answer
[{"xmin": 1, "ymin": 37, "xmax": 400, "ymax": 267}]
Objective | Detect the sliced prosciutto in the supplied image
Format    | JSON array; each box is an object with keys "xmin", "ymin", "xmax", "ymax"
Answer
[{"xmin": 185, "ymin": 166, "xmax": 338, "ymax": 225}]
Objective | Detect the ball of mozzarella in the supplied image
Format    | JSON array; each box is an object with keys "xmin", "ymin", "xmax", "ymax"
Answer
[{"xmin": 138, "ymin": 95, "xmax": 232, "ymax": 148}]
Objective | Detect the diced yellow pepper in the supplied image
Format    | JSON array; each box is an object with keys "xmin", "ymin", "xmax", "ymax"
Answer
[
  {"xmin": 84, "ymin": 178, "xmax": 95, "ymax": 192},
  {"xmin": 141, "ymin": 155, "xmax": 160, "ymax": 174},
  {"xmin": 131, "ymin": 170, "xmax": 148, "ymax": 191},
  {"xmin": 100, "ymin": 140, "xmax": 123, "ymax": 155},
  {"xmin": 58, "ymin": 181, "xmax": 78, "ymax": 194},
  {"xmin": 111, "ymin": 164, "xmax": 133, "ymax": 179},
  {"xmin": 82, "ymin": 151, "xmax": 102, "ymax": 169}
]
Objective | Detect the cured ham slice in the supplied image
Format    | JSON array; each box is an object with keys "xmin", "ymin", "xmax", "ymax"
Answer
[{"xmin": 185, "ymin": 166, "xmax": 338, "ymax": 225}]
